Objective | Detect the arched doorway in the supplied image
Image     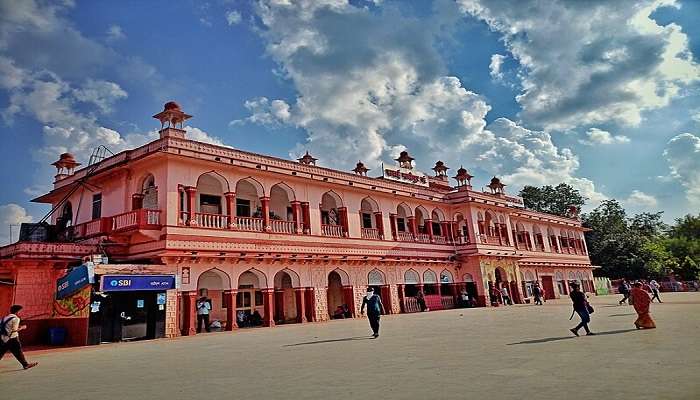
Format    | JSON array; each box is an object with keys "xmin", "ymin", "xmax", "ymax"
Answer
[
  {"xmin": 237, "ymin": 270, "xmax": 265, "ymax": 327},
  {"xmin": 270, "ymin": 183, "xmax": 295, "ymax": 234},
  {"xmin": 197, "ymin": 269, "xmax": 231, "ymax": 331},
  {"xmin": 327, "ymin": 269, "xmax": 352, "ymax": 319},
  {"xmin": 141, "ymin": 174, "xmax": 158, "ymax": 210},
  {"xmin": 321, "ymin": 192, "xmax": 344, "ymax": 237},
  {"xmin": 58, "ymin": 201, "xmax": 73, "ymax": 230},
  {"xmin": 273, "ymin": 269, "xmax": 301, "ymax": 324}
]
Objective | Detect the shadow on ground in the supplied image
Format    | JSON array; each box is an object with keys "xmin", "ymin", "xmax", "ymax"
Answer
[
  {"xmin": 507, "ymin": 329, "xmax": 639, "ymax": 345},
  {"xmin": 284, "ymin": 336, "xmax": 375, "ymax": 347}
]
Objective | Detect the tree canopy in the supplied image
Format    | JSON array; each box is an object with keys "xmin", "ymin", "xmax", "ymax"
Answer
[{"xmin": 519, "ymin": 183, "xmax": 586, "ymax": 218}]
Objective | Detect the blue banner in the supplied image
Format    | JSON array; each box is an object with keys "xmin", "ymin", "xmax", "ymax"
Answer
[
  {"xmin": 56, "ymin": 265, "xmax": 91, "ymax": 300},
  {"xmin": 101, "ymin": 275, "xmax": 175, "ymax": 292}
]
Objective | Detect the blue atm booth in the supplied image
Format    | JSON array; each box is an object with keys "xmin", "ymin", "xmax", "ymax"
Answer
[{"xmin": 88, "ymin": 274, "xmax": 175, "ymax": 344}]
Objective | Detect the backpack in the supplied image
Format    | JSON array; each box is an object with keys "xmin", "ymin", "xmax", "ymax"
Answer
[{"xmin": 0, "ymin": 315, "xmax": 17, "ymax": 337}]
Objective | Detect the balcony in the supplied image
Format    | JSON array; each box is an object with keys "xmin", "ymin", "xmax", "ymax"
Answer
[
  {"xmin": 454, "ymin": 235, "xmax": 469, "ymax": 245},
  {"xmin": 433, "ymin": 235, "xmax": 447, "ymax": 245},
  {"xmin": 415, "ymin": 233, "xmax": 431, "ymax": 243},
  {"xmin": 71, "ymin": 209, "xmax": 161, "ymax": 240},
  {"xmin": 235, "ymin": 216, "xmax": 264, "ymax": 232},
  {"xmin": 361, "ymin": 227, "xmax": 382, "ymax": 240},
  {"xmin": 112, "ymin": 209, "xmax": 161, "ymax": 232},
  {"xmin": 397, "ymin": 231, "xmax": 414, "ymax": 242},
  {"xmin": 270, "ymin": 219, "xmax": 296, "ymax": 234},
  {"xmin": 480, "ymin": 235, "xmax": 502, "ymax": 245},
  {"xmin": 195, "ymin": 212, "xmax": 229, "ymax": 229},
  {"xmin": 321, "ymin": 224, "xmax": 344, "ymax": 237}
]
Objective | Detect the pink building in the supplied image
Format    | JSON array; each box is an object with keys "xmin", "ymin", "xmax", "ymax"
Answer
[{"xmin": 0, "ymin": 102, "xmax": 594, "ymax": 346}]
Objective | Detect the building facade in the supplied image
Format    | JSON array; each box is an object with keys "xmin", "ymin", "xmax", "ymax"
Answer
[{"xmin": 0, "ymin": 102, "xmax": 594, "ymax": 346}]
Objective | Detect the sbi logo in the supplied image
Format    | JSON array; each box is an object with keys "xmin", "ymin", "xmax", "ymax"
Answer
[{"xmin": 110, "ymin": 280, "xmax": 118, "ymax": 287}]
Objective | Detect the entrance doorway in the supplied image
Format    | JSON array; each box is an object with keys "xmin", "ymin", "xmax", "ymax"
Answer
[
  {"xmin": 541, "ymin": 276, "xmax": 556, "ymax": 300},
  {"xmin": 327, "ymin": 271, "xmax": 345, "ymax": 319},
  {"xmin": 90, "ymin": 291, "xmax": 166, "ymax": 343},
  {"xmin": 273, "ymin": 270, "xmax": 300, "ymax": 324},
  {"xmin": 237, "ymin": 271, "xmax": 264, "ymax": 327}
]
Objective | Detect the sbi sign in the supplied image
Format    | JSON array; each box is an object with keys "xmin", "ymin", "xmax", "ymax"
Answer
[{"xmin": 102, "ymin": 275, "xmax": 175, "ymax": 292}]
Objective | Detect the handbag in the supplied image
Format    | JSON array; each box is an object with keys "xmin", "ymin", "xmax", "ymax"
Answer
[{"xmin": 586, "ymin": 302, "xmax": 594, "ymax": 314}]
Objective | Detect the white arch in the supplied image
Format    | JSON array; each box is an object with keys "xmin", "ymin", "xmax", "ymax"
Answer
[
  {"xmin": 329, "ymin": 268, "xmax": 350, "ymax": 286},
  {"xmin": 239, "ymin": 268, "xmax": 268, "ymax": 288},
  {"xmin": 415, "ymin": 205, "xmax": 429, "ymax": 220},
  {"xmin": 404, "ymin": 269, "xmax": 420, "ymax": 284},
  {"xmin": 196, "ymin": 268, "xmax": 232, "ymax": 290},
  {"xmin": 440, "ymin": 269, "xmax": 453, "ymax": 283},
  {"xmin": 273, "ymin": 268, "xmax": 301, "ymax": 288},
  {"xmin": 197, "ymin": 171, "xmax": 230, "ymax": 192},
  {"xmin": 361, "ymin": 197, "xmax": 380, "ymax": 213},
  {"xmin": 431, "ymin": 208, "xmax": 446, "ymax": 222},
  {"xmin": 270, "ymin": 182, "xmax": 296, "ymax": 201},
  {"xmin": 397, "ymin": 203, "xmax": 413, "ymax": 217},
  {"xmin": 236, "ymin": 177, "xmax": 265, "ymax": 197},
  {"xmin": 368, "ymin": 269, "xmax": 386, "ymax": 285},
  {"xmin": 423, "ymin": 269, "xmax": 438, "ymax": 284}
]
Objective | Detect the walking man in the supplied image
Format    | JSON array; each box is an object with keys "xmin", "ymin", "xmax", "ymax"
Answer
[
  {"xmin": 1, "ymin": 305, "xmax": 38, "ymax": 370},
  {"xmin": 649, "ymin": 279, "xmax": 662, "ymax": 303},
  {"xmin": 533, "ymin": 283, "xmax": 543, "ymax": 305},
  {"xmin": 196, "ymin": 295, "xmax": 212, "ymax": 333},
  {"xmin": 618, "ymin": 280, "xmax": 631, "ymax": 305},
  {"xmin": 501, "ymin": 285, "xmax": 512, "ymax": 305},
  {"xmin": 360, "ymin": 288, "xmax": 386, "ymax": 338},
  {"xmin": 569, "ymin": 283, "xmax": 595, "ymax": 336}
]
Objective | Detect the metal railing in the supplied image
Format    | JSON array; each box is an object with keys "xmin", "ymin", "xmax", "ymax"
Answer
[{"xmin": 415, "ymin": 233, "xmax": 431, "ymax": 243}]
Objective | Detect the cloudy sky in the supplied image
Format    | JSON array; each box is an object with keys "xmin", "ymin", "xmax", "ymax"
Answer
[{"xmin": 1, "ymin": 0, "xmax": 699, "ymax": 244}]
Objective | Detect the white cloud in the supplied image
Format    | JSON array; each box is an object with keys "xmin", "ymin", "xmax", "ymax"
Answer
[
  {"xmin": 73, "ymin": 79, "xmax": 127, "ymax": 113},
  {"xmin": 226, "ymin": 10, "xmax": 242, "ymax": 26},
  {"xmin": 664, "ymin": 132, "xmax": 700, "ymax": 206},
  {"xmin": 624, "ymin": 190, "xmax": 658, "ymax": 208},
  {"xmin": 691, "ymin": 109, "xmax": 700, "ymax": 124},
  {"xmin": 184, "ymin": 126, "xmax": 228, "ymax": 147},
  {"xmin": 106, "ymin": 25, "xmax": 125, "ymax": 41},
  {"xmin": 579, "ymin": 128, "xmax": 630, "ymax": 145},
  {"xmin": 199, "ymin": 17, "xmax": 212, "ymax": 27},
  {"xmin": 489, "ymin": 54, "xmax": 505, "ymax": 81},
  {"xmin": 459, "ymin": 0, "xmax": 700, "ymax": 130},
  {"xmin": 0, "ymin": 56, "xmax": 26, "ymax": 89},
  {"xmin": 0, "ymin": 203, "xmax": 33, "ymax": 245},
  {"xmin": 240, "ymin": 0, "xmax": 606, "ymax": 207}
]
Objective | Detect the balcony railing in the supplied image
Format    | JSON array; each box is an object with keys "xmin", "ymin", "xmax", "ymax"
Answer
[
  {"xmin": 321, "ymin": 224, "xmax": 344, "ymax": 237},
  {"xmin": 195, "ymin": 212, "xmax": 229, "ymax": 229},
  {"xmin": 415, "ymin": 233, "xmax": 431, "ymax": 243},
  {"xmin": 397, "ymin": 231, "xmax": 414, "ymax": 242},
  {"xmin": 454, "ymin": 235, "xmax": 469, "ymax": 245},
  {"xmin": 433, "ymin": 235, "xmax": 447, "ymax": 245},
  {"xmin": 112, "ymin": 209, "xmax": 161, "ymax": 232},
  {"xmin": 361, "ymin": 227, "xmax": 381, "ymax": 240},
  {"xmin": 480, "ymin": 235, "xmax": 502, "ymax": 245},
  {"xmin": 270, "ymin": 219, "xmax": 296, "ymax": 234},
  {"xmin": 236, "ymin": 216, "xmax": 264, "ymax": 232}
]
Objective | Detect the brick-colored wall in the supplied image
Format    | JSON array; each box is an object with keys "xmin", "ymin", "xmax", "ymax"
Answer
[
  {"xmin": 314, "ymin": 287, "xmax": 328, "ymax": 321},
  {"xmin": 165, "ymin": 289, "xmax": 179, "ymax": 338}
]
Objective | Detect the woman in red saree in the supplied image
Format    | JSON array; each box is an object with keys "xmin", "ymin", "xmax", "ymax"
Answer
[{"xmin": 631, "ymin": 282, "xmax": 656, "ymax": 329}]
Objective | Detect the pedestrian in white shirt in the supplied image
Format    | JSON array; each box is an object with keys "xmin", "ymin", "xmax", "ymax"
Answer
[
  {"xmin": 649, "ymin": 280, "xmax": 662, "ymax": 303},
  {"xmin": 1, "ymin": 305, "xmax": 38, "ymax": 370},
  {"xmin": 196, "ymin": 296, "xmax": 212, "ymax": 333}
]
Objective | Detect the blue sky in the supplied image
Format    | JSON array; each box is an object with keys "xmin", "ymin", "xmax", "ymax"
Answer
[{"xmin": 1, "ymin": 0, "xmax": 699, "ymax": 244}]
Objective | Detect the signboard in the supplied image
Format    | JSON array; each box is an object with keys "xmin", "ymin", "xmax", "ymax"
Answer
[
  {"xmin": 56, "ymin": 265, "xmax": 91, "ymax": 300},
  {"xmin": 503, "ymin": 195, "xmax": 525, "ymax": 208},
  {"xmin": 382, "ymin": 164, "xmax": 429, "ymax": 187},
  {"xmin": 101, "ymin": 275, "xmax": 176, "ymax": 292}
]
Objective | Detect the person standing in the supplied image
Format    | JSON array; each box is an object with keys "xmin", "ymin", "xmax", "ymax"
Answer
[
  {"xmin": 618, "ymin": 280, "xmax": 631, "ymax": 305},
  {"xmin": 0, "ymin": 305, "xmax": 38, "ymax": 370},
  {"xmin": 416, "ymin": 290, "xmax": 428, "ymax": 312},
  {"xmin": 630, "ymin": 282, "xmax": 656, "ymax": 329},
  {"xmin": 360, "ymin": 288, "xmax": 386, "ymax": 338},
  {"xmin": 501, "ymin": 285, "xmax": 511, "ymax": 305},
  {"xmin": 569, "ymin": 283, "xmax": 595, "ymax": 336},
  {"xmin": 649, "ymin": 280, "xmax": 662, "ymax": 303},
  {"xmin": 196, "ymin": 295, "xmax": 212, "ymax": 333},
  {"xmin": 533, "ymin": 283, "xmax": 543, "ymax": 306}
]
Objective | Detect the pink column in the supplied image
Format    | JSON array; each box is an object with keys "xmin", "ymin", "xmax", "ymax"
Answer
[
  {"xmin": 262, "ymin": 288, "xmax": 275, "ymax": 327},
  {"xmin": 374, "ymin": 212, "xmax": 384, "ymax": 239},
  {"xmin": 185, "ymin": 186, "xmax": 197, "ymax": 226},
  {"xmin": 261, "ymin": 196, "xmax": 271, "ymax": 231},
  {"xmin": 224, "ymin": 290, "xmax": 238, "ymax": 331},
  {"xmin": 224, "ymin": 191, "xmax": 236, "ymax": 229},
  {"xmin": 291, "ymin": 201, "xmax": 302, "ymax": 234},
  {"xmin": 295, "ymin": 288, "xmax": 307, "ymax": 323}
]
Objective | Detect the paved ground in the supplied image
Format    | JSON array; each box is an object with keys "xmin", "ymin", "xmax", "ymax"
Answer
[{"xmin": 2, "ymin": 292, "xmax": 699, "ymax": 400}]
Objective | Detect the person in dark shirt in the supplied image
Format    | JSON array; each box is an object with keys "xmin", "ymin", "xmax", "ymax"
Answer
[
  {"xmin": 569, "ymin": 282, "xmax": 595, "ymax": 336},
  {"xmin": 360, "ymin": 288, "xmax": 386, "ymax": 338},
  {"xmin": 618, "ymin": 280, "xmax": 631, "ymax": 305}
]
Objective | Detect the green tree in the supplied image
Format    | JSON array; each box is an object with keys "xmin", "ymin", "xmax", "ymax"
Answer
[
  {"xmin": 669, "ymin": 214, "xmax": 700, "ymax": 239},
  {"xmin": 519, "ymin": 183, "xmax": 586, "ymax": 217}
]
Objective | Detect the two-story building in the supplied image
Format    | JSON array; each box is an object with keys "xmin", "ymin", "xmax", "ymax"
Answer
[{"xmin": 0, "ymin": 102, "xmax": 594, "ymax": 346}]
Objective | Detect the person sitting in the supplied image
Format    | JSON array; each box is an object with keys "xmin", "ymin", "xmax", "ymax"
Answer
[
  {"xmin": 250, "ymin": 310, "xmax": 263, "ymax": 326},
  {"xmin": 237, "ymin": 310, "xmax": 248, "ymax": 327},
  {"xmin": 332, "ymin": 305, "xmax": 346, "ymax": 319},
  {"xmin": 342, "ymin": 304, "xmax": 352, "ymax": 318}
]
